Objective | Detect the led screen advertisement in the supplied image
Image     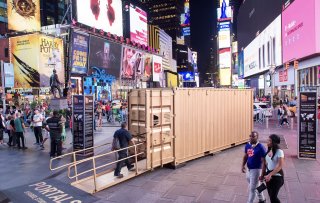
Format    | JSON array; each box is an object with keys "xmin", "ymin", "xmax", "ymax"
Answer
[
  {"xmin": 121, "ymin": 46, "xmax": 144, "ymax": 81},
  {"xmin": 152, "ymin": 55, "xmax": 163, "ymax": 82},
  {"xmin": 143, "ymin": 53, "xmax": 152, "ymax": 82},
  {"xmin": 88, "ymin": 35, "xmax": 122, "ymax": 78},
  {"xmin": 76, "ymin": 0, "xmax": 123, "ymax": 36},
  {"xmin": 130, "ymin": 4, "xmax": 148, "ymax": 46},
  {"xmin": 219, "ymin": 48, "xmax": 231, "ymax": 69},
  {"xmin": 159, "ymin": 29, "xmax": 173, "ymax": 71},
  {"xmin": 9, "ymin": 34, "xmax": 65, "ymax": 88},
  {"xmin": 180, "ymin": 1, "xmax": 190, "ymax": 27},
  {"xmin": 282, "ymin": 0, "xmax": 320, "ymax": 63},
  {"xmin": 220, "ymin": 68, "xmax": 231, "ymax": 86},
  {"xmin": 217, "ymin": 6, "xmax": 232, "ymax": 21},
  {"xmin": 218, "ymin": 29, "xmax": 231, "ymax": 49},
  {"xmin": 244, "ymin": 15, "xmax": 282, "ymax": 78},
  {"xmin": 7, "ymin": 0, "xmax": 40, "ymax": 31},
  {"xmin": 70, "ymin": 32, "xmax": 89, "ymax": 74},
  {"xmin": 179, "ymin": 72, "xmax": 194, "ymax": 81}
]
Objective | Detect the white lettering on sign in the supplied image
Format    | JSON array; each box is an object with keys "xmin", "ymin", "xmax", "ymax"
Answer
[{"xmin": 28, "ymin": 182, "xmax": 82, "ymax": 203}]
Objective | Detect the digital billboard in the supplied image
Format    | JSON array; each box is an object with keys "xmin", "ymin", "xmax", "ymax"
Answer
[
  {"xmin": 282, "ymin": 0, "xmax": 320, "ymax": 63},
  {"xmin": 180, "ymin": 1, "xmax": 190, "ymax": 27},
  {"xmin": 219, "ymin": 48, "xmax": 231, "ymax": 69},
  {"xmin": 143, "ymin": 53, "xmax": 152, "ymax": 82},
  {"xmin": 159, "ymin": 29, "xmax": 173, "ymax": 71},
  {"xmin": 76, "ymin": 0, "xmax": 123, "ymax": 36},
  {"xmin": 4, "ymin": 63, "xmax": 14, "ymax": 88},
  {"xmin": 121, "ymin": 46, "xmax": 144, "ymax": 81},
  {"xmin": 218, "ymin": 29, "xmax": 231, "ymax": 49},
  {"xmin": 70, "ymin": 32, "xmax": 89, "ymax": 74},
  {"xmin": 7, "ymin": 0, "xmax": 40, "ymax": 31},
  {"xmin": 179, "ymin": 72, "xmax": 194, "ymax": 81},
  {"xmin": 153, "ymin": 55, "xmax": 162, "ymax": 82},
  {"xmin": 237, "ymin": 0, "xmax": 282, "ymax": 50},
  {"xmin": 219, "ymin": 0, "xmax": 229, "ymax": 7},
  {"xmin": 166, "ymin": 72, "xmax": 178, "ymax": 87},
  {"xmin": 130, "ymin": 4, "xmax": 148, "ymax": 46},
  {"xmin": 9, "ymin": 34, "xmax": 64, "ymax": 88},
  {"xmin": 217, "ymin": 6, "xmax": 232, "ymax": 21},
  {"xmin": 244, "ymin": 15, "xmax": 282, "ymax": 78},
  {"xmin": 88, "ymin": 35, "xmax": 122, "ymax": 78},
  {"xmin": 220, "ymin": 68, "xmax": 231, "ymax": 86}
]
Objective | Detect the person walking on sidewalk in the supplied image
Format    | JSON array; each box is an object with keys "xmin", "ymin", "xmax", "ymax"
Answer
[
  {"xmin": 280, "ymin": 106, "xmax": 289, "ymax": 127},
  {"xmin": 7, "ymin": 115, "xmax": 16, "ymax": 147},
  {"xmin": 46, "ymin": 110, "xmax": 63, "ymax": 158},
  {"xmin": 32, "ymin": 109, "xmax": 44, "ymax": 146},
  {"xmin": 261, "ymin": 134, "xmax": 284, "ymax": 203},
  {"xmin": 14, "ymin": 112, "xmax": 27, "ymax": 149},
  {"xmin": 113, "ymin": 122, "xmax": 135, "ymax": 178},
  {"xmin": 0, "ymin": 113, "xmax": 5, "ymax": 145},
  {"xmin": 242, "ymin": 131, "xmax": 267, "ymax": 203}
]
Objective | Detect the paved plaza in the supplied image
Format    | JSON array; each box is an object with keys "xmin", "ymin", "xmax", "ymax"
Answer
[{"xmin": 0, "ymin": 118, "xmax": 320, "ymax": 203}]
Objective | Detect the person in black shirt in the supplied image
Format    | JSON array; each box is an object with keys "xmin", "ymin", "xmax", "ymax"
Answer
[
  {"xmin": 45, "ymin": 110, "xmax": 62, "ymax": 158},
  {"xmin": 113, "ymin": 122, "xmax": 135, "ymax": 178}
]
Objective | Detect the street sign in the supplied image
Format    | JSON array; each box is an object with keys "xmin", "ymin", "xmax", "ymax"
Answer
[{"xmin": 298, "ymin": 92, "xmax": 317, "ymax": 159}]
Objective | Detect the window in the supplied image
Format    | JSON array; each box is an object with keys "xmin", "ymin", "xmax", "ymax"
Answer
[{"xmin": 0, "ymin": 7, "xmax": 7, "ymax": 18}]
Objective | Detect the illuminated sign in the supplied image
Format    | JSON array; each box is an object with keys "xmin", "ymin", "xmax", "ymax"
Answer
[
  {"xmin": 217, "ymin": 6, "xmax": 232, "ymax": 21},
  {"xmin": 130, "ymin": 4, "xmax": 148, "ymax": 46},
  {"xmin": 218, "ymin": 29, "xmax": 231, "ymax": 49},
  {"xmin": 219, "ymin": 48, "xmax": 231, "ymax": 68},
  {"xmin": 181, "ymin": 1, "xmax": 190, "ymax": 27}
]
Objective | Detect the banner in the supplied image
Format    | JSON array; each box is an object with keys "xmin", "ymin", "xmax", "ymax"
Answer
[
  {"xmin": 38, "ymin": 36, "xmax": 64, "ymax": 87},
  {"xmin": 88, "ymin": 36, "xmax": 122, "ymax": 78},
  {"xmin": 10, "ymin": 34, "xmax": 40, "ymax": 88},
  {"xmin": 4, "ymin": 63, "xmax": 14, "ymax": 88},
  {"xmin": 299, "ymin": 92, "xmax": 317, "ymax": 159},
  {"xmin": 152, "ymin": 55, "xmax": 162, "ymax": 82},
  {"xmin": 121, "ymin": 46, "xmax": 141, "ymax": 80},
  {"xmin": 142, "ymin": 53, "xmax": 152, "ymax": 82},
  {"xmin": 71, "ymin": 33, "xmax": 89, "ymax": 74},
  {"xmin": 7, "ymin": 0, "xmax": 40, "ymax": 31}
]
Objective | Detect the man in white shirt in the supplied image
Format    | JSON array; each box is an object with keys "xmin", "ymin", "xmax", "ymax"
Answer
[{"xmin": 32, "ymin": 109, "xmax": 44, "ymax": 146}]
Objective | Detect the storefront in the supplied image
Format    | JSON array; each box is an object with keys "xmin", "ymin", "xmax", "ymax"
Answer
[
  {"xmin": 274, "ymin": 66, "xmax": 295, "ymax": 100},
  {"xmin": 296, "ymin": 56, "xmax": 320, "ymax": 93}
]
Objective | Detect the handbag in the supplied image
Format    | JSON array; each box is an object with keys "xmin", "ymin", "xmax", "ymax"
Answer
[
  {"xmin": 111, "ymin": 136, "xmax": 120, "ymax": 151},
  {"xmin": 256, "ymin": 182, "xmax": 267, "ymax": 193}
]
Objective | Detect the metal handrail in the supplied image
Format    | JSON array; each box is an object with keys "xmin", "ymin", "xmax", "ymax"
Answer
[
  {"xmin": 67, "ymin": 143, "xmax": 145, "ymax": 181},
  {"xmin": 49, "ymin": 142, "xmax": 111, "ymax": 171}
]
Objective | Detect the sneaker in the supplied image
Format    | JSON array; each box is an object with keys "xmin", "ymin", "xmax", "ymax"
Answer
[
  {"xmin": 115, "ymin": 174, "xmax": 124, "ymax": 178},
  {"xmin": 40, "ymin": 146, "xmax": 45, "ymax": 150},
  {"xmin": 128, "ymin": 165, "xmax": 135, "ymax": 171}
]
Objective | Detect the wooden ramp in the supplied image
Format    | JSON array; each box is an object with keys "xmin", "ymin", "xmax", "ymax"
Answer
[{"xmin": 71, "ymin": 159, "xmax": 148, "ymax": 194}]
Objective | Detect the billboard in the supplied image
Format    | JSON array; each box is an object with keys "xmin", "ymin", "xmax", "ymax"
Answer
[
  {"xmin": 159, "ymin": 30, "xmax": 173, "ymax": 71},
  {"xmin": 4, "ymin": 63, "xmax": 14, "ymax": 88},
  {"xmin": 244, "ymin": 15, "xmax": 282, "ymax": 78},
  {"xmin": 143, "ymin": 53, "xmax": 153, "ymax": 82},
  {"xmin": 152, "ymin": 55, "xmax": 162, "ymax": 82},
  {"xmin": 238, "ymin": 50, "xmax": 244, "ymax": 78},
  {"xmin": 182, "ymin": 27, "xmax": 190, "ymax": 36},
  {"xmin": 218, "ymin": 29, "xmax": 231, "ymax": 49},
  {"xmin": 179, "ymin": 72, "xmax": 194, "ymax": 81},
  {"xmin": 282, "ymin": 0, "xmax": 320, "ymax": 63},
  {"xmin": 220, "ymin": 68, "xmax": 231, "ymax": 86},
  {"xmin": 217, "ymin": 6, "xmax": 232, "ymax": 21},
  {"xmin": 39, "ymin": 36, "xmax": 64, "ymax": 87},
  {"xmin": 88, "ymin": 35, "xmax": 122, "ymax": 78},
  {"xmin": 166, "ymin": 72, "xmax": 178, "ymax": 87},
  {"xmin": 76, "ymin": 0, "xmax": 123, "ymax": 36},
  {"xmin": 219, "ymin": 48, "xmax": 231, "ymax": 68},
  {"xmin": 192, "ymin": 51, "xmax": 198, "ymax": 72},
  {"xmin": 218, "ymin": 21, "xmax": 230, "ymax": 31},
  {"xmin": 7, "ymin": 0, "xmax": 40, "ymax": 31},
  {"xmin": 70, "ymin": 32, "xmax": 89, "ymax": 74},
  {"xmin": 180, "ymin": 1, "xmax": 190, "ymax": 27},
  {"xmin": 219, "ymin": 0, "xmax": 229, "ymax": 7},
  {"xmin": 121, "ymin": 46, "xmax": 144, "ymax": 80},
  {"xmin": 9, "ymin": 34, "xmax": 64, "ymax": 88},
  {"xmin": 130, "ymin": 4, "xmax": 148, "ymax": 46}
]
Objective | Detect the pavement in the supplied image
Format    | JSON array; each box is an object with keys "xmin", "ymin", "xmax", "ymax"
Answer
[{"xmin": 0, "ymin": 117, "xmax": 320, "ymax": 203}]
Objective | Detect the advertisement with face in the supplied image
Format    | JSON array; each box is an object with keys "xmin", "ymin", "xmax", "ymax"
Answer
[
  {"xmin": 130, "ymin": 4, "xmax": 148, "ymax": 46},
  {"xmin": 219, "ymin": 48, "xmax": 231, "ymax": 69},
  {"xmin": 282, "ymin": 0, "xmax": 320, "ymax": 63},
  {"xmin": 88, "ymin": 35, "xmax": 122, "ymax": 78},
  {"xmin": 10, "ymin": 34, "xmax": 40, "ymax": 88},
  {"xmin": 7, "ymin": 0, "xmax": 41, "ymax": 31},
  {"xmin": 143, "ymin": 54, "xmax": 152, "ymax": 82},
  {"xmin": 71, "ymin": 32, "xmax": 89, "ymax": 74},
  {"xmin": 244, "ymin": 15, "xmax": 282, "ymax": 78},
  {"xmin": 153, "ymin": 55, "xmax": 162, "ymax": 82},
  {"xmin": 121, "ymin": 47, "xmax": 143, "ymax": 80},
  {"xmin": 76, "ymin": 0, "xmax": 123, "ymax": 36},
  {"xmin": 39, "ymin": 36, "xmax": 64, "ymax": 87}
]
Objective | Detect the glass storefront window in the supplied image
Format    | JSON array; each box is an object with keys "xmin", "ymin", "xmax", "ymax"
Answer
[{"xmin": 0, "ymin": 7, "xmax": 7, "ymax": 18}]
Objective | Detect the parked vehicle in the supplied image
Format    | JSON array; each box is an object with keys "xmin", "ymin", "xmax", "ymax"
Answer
[{"xmin": 254, "ymin": 102, "xmax": 273, "ymax": 117}]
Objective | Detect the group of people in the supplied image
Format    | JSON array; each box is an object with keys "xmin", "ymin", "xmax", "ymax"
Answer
[
  {"xmin": 95, "ymin": 100, "xmax": 127, "ymax": 129},
  {"xmin": 277, "ymin": 104, "xmax": 290, "ymax": 127},
  {"xmin": 0, "ymin": 106, "xmax": 68, "ymax": 158},
  {"xmin": 242, "ymin": 131, "xmax": 284, "ymax": 203}
]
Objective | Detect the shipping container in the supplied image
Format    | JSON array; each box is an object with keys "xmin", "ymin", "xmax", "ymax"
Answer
[{"xmin": 128, "ymin": 88, "xmax": 253, "ymax": 168}]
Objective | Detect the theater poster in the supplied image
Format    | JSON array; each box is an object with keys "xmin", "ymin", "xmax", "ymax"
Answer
[
  {"xmin": 9, "ymin": 34, "xmax": 40, "ymax": 88},
  {"xmin": 70, "ymin": 32, "xmax": 89, "ymax": 74},
  {"xmin": 7, "ymin": 0, "xmax": 41, "ymax": 31},
  {"xmin": 38, "ymin": 35, "xmax": 64, "ymax": 87}
]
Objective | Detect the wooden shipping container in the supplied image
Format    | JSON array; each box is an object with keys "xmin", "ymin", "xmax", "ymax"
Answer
[{"xmin": 128, "ymin": 88, "xmax": 253, "ymax": 168}]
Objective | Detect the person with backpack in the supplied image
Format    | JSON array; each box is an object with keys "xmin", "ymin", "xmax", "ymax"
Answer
[
  {"xmin": 242, "ymin": 131, "xmax": 267, "ymax": 203},
  {"xmin": 260, "ymin": 134, "xmax": 284, "ymax": 203},
  {"xmin": 14, "ymin": 112, "xmax": 27, "ymax": 149}
]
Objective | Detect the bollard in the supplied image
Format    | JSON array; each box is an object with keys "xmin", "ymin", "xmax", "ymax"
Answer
[
  {"xmin": 291, "ymin": 117, "xmax": 294, "ymax": 129},
  {"xmin": 266, "ymin": 117, "xmax": 269, "ymax": 129}
]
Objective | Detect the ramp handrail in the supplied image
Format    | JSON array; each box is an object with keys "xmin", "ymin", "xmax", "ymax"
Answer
[
  {"xmin": 49, "ymin": 142, "xmax": 111, "ymax": 171},
  {"xmin": 67, "ymin": 143, "xmax": 145, "ymax": 193}
]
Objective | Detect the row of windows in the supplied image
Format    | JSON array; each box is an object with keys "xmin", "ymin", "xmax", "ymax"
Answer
[{"xmin": 152, "ymin": 6, "xmax": 176, "ymax": 13}]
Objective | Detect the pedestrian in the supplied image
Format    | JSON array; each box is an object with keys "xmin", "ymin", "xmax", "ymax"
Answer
[
  {"xmin": 45, "ymin": 110, "xmax": 63, "ymax": 158},
  {"xmin": 242, "ymin": 131, "xmax": 267, "ymax": 203},
  {"xmin": 277, "ymin": 104, "xmax": 283, "ymax": 126},
  {"xmin": 113, "ymin": 122, "xmax": 135, "ymax": 178},
  {"xmin": 40, "ymin": 112, "xmax": 53, "ymax": 150},
  {"xmin": 97, "ymin": 104, "xmax": 102, "ymax": 128},
  {"xmin": 14, "ymin": 112, "xmax": 27, "ymax": 149},
  {"xmin": 0, "ymin": 113, "xmax": 5, "ymax": 145},
  {"xmin": 7, "ymin": 115, "xmax": 16, "ymax": 147},
  {"xmin": 261, "ymin": 134, "xmax": 284, "ymax": 203},
  {"xmin": 32, "ymin": 109, "xmax": 44, "ymax": 146},
  {"xmin": 280, "ymin": 106, "xmax": 289, "ymax": 127}
]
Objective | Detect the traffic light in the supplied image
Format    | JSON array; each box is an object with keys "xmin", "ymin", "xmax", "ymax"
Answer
[
  {"xmin": 285, "ymin": 62, "xmax": 290, "ymax": 70},
  {"xmin": 294, "ymin": 60, "xmax": 299, "ymax": 69}
]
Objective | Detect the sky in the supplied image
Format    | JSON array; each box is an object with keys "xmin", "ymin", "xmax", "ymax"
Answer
[{"xmin": 190, "ymin": 0, "xmax": 217, "ymax": 80}]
